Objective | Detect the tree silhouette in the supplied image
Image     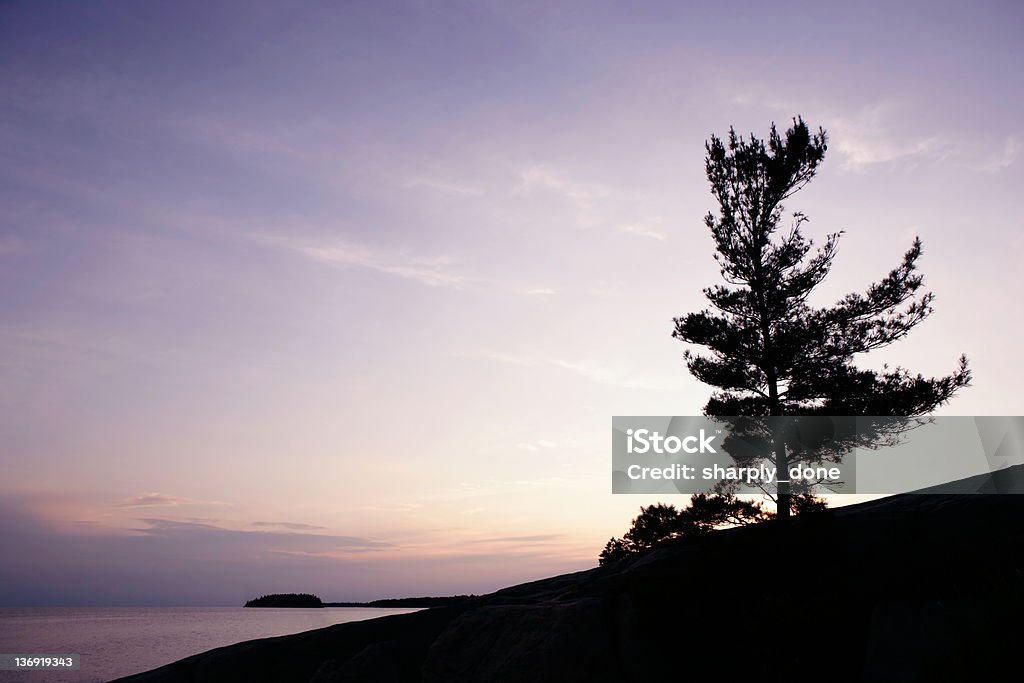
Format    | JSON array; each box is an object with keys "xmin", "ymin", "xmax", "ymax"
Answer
[
  {"xmin": 599, "ymin": 494, "xmax": 775, "ymax": 565},
  {"xmin": 673, "ymin": 117, "xmax": 970, "ymax": 519}
]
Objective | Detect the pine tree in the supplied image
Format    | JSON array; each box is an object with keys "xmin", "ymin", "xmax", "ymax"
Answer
[{"xmin": 672, "ymin": 117, "xmax": 971, "ymax": 519}]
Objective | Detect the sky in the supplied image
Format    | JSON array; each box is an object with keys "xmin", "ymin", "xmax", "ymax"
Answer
[{"xmin": 1, "ymin": 0, "xmax": 1022, "ymax": 606}]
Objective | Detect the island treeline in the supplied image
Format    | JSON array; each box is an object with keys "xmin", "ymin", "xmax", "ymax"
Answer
[
  {"xmin": 244, "ymin": 593, "xmax": 324, "ymax": 608},
  {"xmin": 243, "ymin": 593, "xmax": 474, "ymax": 608},
  {"xmin": 325, "ymin": 595, "xmax": 474, "ymax": 608}
]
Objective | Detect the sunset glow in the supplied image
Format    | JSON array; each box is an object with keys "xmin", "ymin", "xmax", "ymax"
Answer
[{"xmin": 1, "ymin": 0, "xmax": 1022, "ymax": 606}]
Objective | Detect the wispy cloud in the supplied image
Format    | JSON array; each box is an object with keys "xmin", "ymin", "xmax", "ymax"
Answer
[
  {"xmin": 462, "ymin": 534, "xmax": 564, "ymax": 545},
  {"xmin": 470, "ymin": 350, "xmax": 676, "ymax": 390},
  {"xmin": 832, "ymin": 106, "xmax": 1018, "ymax": 174},
  {"xmin": 830, "ymin": 104, "xmax": 949, "ymax": 171},
  {"xmin": 405, "ymin": 177, "xmax": 484, "ymax": 196},
  {"xmin": 172, "ymin": 114, "xmax": 337, "ymax": 165},
  {"xmin": 967, "ymin": 135, "xmax": 1018, "ymax": 172},
  {"xmin": 546, "ymin": 358, "xmax": 676, "ymax": 390},
  {"xmin": 251, "ymin": 521, "xmax": 328, "ymax": 531},
  {"xmin": 432, "ymin": 474, "xmax": 597, "ymax": 502},
  {"xmin": 836, "ymin": 133, "xmax": 944, "ymax": 171},
  {"xmin": 466, "ymin": 350, "xmax": 540, "ymax": 366},
  {"xmin": 617, "ymin": 222, "xmax": 667, "ymax": 240},
  {"xmin": 117, "ymin": 493, "xmax": 227, "ymax": 508},
  {"xmin": 262, "ymin": 235, "xmax": 469, "ymax": 289},
  {"xmin": 133, "ymin": 518, "xmax": 390, "ymax": 551},
  {"xmin": 516, "ymin": 165, "xmax": 607, "ymax": 227}
]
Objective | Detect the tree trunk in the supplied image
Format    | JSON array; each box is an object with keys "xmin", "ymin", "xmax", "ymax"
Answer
[
  {"xmin": 774, "ymin": 434, "xmax": 790, "ymax": 521},
  {"xmin": 766, "ymin": 357, "xmax": 789, "ymax": 521},
  {"xmin": 755, "ymin": 243, "xmax": 789, "ymax": 521}
]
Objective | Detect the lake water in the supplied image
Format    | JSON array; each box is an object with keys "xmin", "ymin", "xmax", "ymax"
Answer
[{"xmin": 0, "ymin": 606, "xmax": 419, "ymax": 682}]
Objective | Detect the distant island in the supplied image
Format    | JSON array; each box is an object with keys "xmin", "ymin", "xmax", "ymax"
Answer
[
  {"xmin": 244, "ymin": 593, "xmax": 324, "ymax": 608},
  {"xmin": 324, "ymin": 596, "xmax": 474, "ymax": 608},
  {"xmin": 243, "ymin": 593, "xmax": 474, "ymax": 609}
]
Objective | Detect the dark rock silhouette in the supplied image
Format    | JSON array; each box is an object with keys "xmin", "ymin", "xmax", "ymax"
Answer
[{"xmin": 114, "ymin": 467, "xmax": 1024, "ymax": 682}]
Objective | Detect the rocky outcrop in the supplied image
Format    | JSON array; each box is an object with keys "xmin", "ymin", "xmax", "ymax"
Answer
[
  {"xmin": 113, "ymin": 474, "xmax": 1024, "ymax": 682},
  {"xmin": 422, "ymin": 598, "xmax": 620, "ymax": 682}
]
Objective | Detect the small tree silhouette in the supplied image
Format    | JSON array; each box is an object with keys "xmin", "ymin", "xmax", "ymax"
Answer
[
  {"xmin": 672, "ymin": 117, "xmax": 971, "ymax": 519},
  {"xmin": 599, "ymin": 494, "xmax": 777, "ymax": 565}
]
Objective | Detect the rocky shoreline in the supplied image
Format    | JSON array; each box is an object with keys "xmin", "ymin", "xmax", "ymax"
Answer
[{"xmin": 113, "ymin": 470, "xmax": 1024, "ymax": 682}]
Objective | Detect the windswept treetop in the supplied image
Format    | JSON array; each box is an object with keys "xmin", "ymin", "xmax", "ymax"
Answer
[{"xmin": 674, "ymin": 117, "xmax": 970, "ymax": 418}]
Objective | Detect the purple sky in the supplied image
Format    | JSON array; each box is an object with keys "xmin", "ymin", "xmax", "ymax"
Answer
[{"xmin": 1, "ymin": 0, "xmax": 1022, "ymax": 605}]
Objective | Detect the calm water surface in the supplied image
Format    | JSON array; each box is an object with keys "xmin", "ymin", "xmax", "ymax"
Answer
[{"xmin": 0, "ymin": 606, "xmax": 419, "ymax": 682}]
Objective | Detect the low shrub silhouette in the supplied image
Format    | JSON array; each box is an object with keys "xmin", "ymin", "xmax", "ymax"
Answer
[{"xmin": 599, "ymin": 492, "xmax": 826, "ymax": 565}]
